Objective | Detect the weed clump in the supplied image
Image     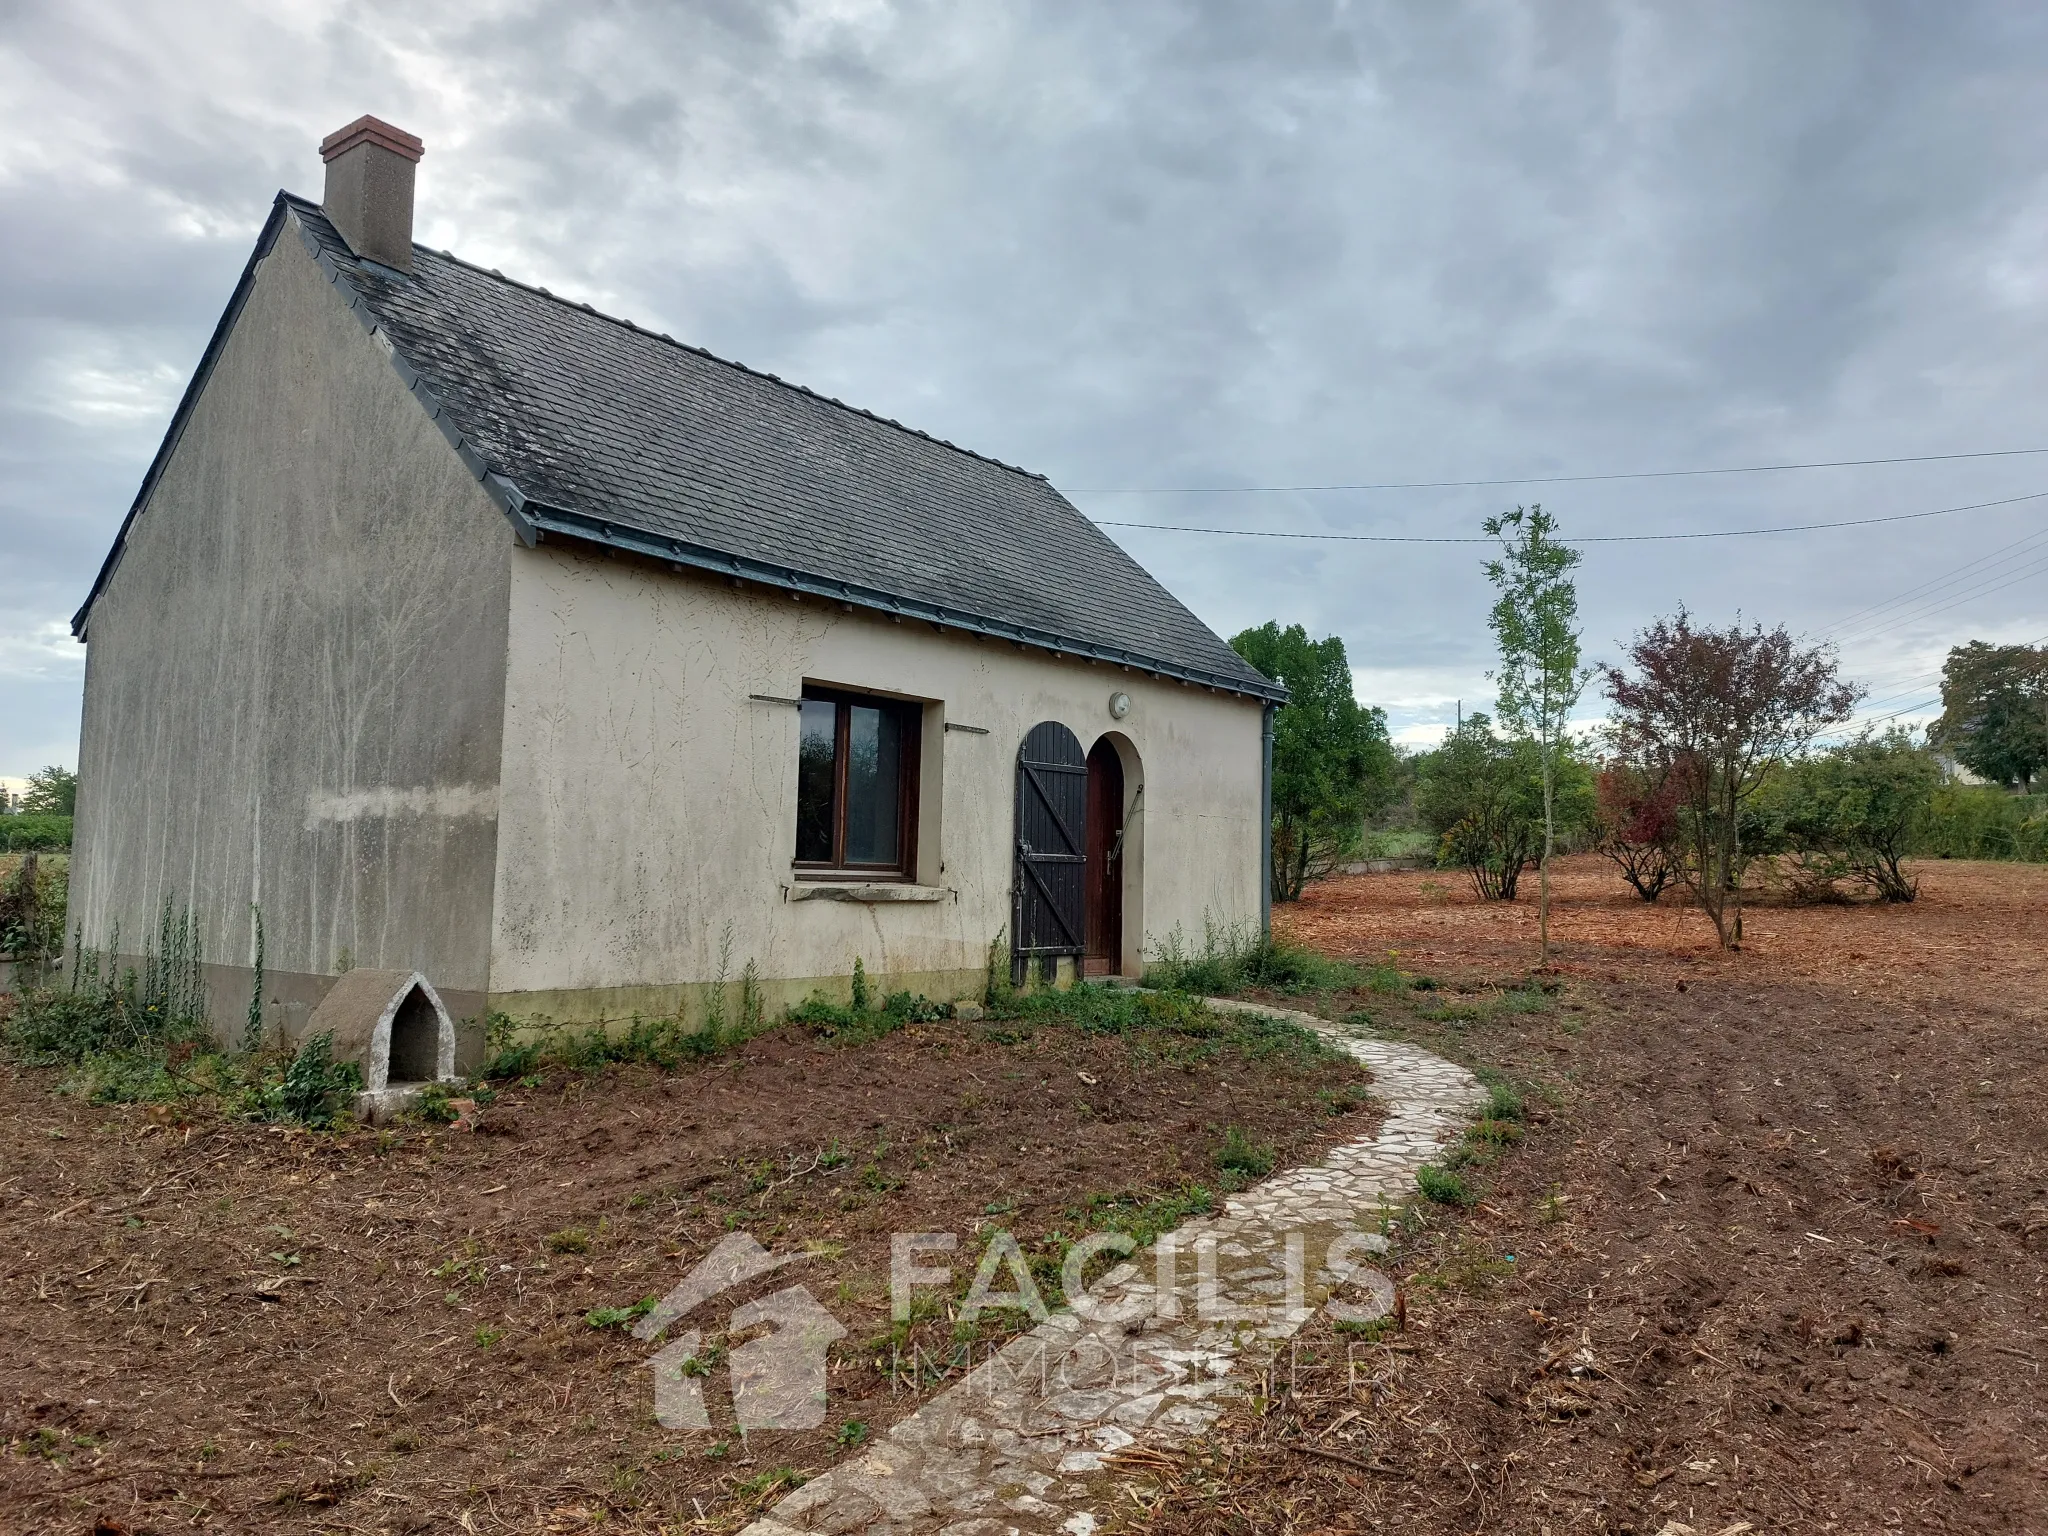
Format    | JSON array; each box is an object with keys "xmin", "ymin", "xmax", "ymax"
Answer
[
  {"xmin": 1216, "ymin": 1126, "xmax": 1277, "ymax": 1180},
  {"xmin": 1146, "ymin": 919, "xmax": 1360, "ymax": 996},
  {"xmin": 790, "ymin": 984, "xmax": 948, "ymax": 1045},
  {"xmin": 585, "ymin": 1296, "xmax": 658, "ymax": 1329},
  {"xmin": 6, "ymin": 910, "xmax": 365, "ymax": 1129},
  {"xmin": 1417, "ymin": 1163, "xmax": 1475, "ymax": 1207},
  {"xmin": 245, "ymin": 1031, "xmax": 362, "ymax": 1129},
  {"xmin": 1480, "ymin": 1075, "xmax": 1527, "ymax": 1123}
]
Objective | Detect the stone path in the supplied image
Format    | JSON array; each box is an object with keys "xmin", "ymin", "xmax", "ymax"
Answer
[{"xmin": 742, "ymin": 999, "xmax": 1485, "ymax": 1536}]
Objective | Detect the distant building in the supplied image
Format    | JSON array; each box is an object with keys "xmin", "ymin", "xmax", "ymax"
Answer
[{"xmin": 68, "ymin": 117, "xmax": 1282, "ymax": 1062}]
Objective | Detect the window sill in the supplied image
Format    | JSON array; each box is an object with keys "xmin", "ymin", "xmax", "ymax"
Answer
[{"xmin": 785, "ymin": 881, "xmax": 952, "ymax": 904}]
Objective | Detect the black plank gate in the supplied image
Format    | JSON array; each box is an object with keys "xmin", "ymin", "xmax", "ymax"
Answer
[{"xmin": 1013, "ymin": 721, "xmax": 1088, "ymax": 985}]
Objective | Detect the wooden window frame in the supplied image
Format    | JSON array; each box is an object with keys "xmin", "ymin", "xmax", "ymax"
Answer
[{"xmin": 792, "ymin": 686, "xmax": 922, "ymax": 882}]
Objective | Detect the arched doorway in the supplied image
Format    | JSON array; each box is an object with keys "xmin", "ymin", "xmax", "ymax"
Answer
[
  {"xmin": 1014, "ymin": 721, "xmax": 1088, "ymax": 985},
  {"xmin": 1084, "ymin": 738, "xmax": 1125, "ymax": 975}
]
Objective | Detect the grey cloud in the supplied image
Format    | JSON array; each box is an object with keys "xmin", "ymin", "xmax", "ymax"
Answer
[{"xmin": 4, "ymin": 0, "xmax": 2047, "ymax": 773}]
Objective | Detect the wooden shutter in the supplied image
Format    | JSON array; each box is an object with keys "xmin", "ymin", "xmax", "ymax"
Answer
[{"xmin": 1013, "ymin": 721, "xmax": 1087, "ymax": 983}]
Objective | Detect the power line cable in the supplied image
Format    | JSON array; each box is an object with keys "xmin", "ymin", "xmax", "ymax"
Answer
[
  {"xmin": 1091, "ymin": 487, "xmax": 2048, "ymax": 545},
  {"xmin": 1068, "ymin": 444, "xmax": 2048, "ymax": 495},
  {"xmin": 1832, "ymin": 552, "xmax": 2048, "ymax": 650},
  {"xmin": 1823, "ymin": 628, "xmax": 2048, "ymax": 736},
  {"xmin": 1822, "ymin": 526, "xmax": 2048, "ymax": 639}
]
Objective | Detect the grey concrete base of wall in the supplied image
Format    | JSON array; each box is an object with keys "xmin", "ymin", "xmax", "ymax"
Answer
[
  {"xmin": 487, "ymin": 966, "xmax": 993, "ymax": 1036},
  {"xmin": 56, "ymin": 956, "xmax": 487, "ymax": 1075},
  {"xmin": 0, "ymin": 955, "xmax": 57, "ymax": 995},
  {"xmin": 356, "ymin": 1084, "xmax": 437, "ymax": 1123}
]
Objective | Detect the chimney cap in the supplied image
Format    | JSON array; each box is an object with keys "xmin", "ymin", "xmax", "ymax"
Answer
[{"xmin": 320, "ymin": 115, "xmax": 424, "ymax": 165}]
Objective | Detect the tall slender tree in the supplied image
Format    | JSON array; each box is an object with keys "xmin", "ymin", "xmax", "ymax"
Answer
[{"xmin": 1482, "ymin": 506, "xmax": 1592, "ymax": 962}]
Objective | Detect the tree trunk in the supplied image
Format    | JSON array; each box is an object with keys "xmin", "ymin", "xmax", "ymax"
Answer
[
  {"xmin": 1539, "ymin": 744, "xmax": 1555, "ymax": 964},
  {"xmin": 1726, "ymin": 754, "xmax": 1744, "ymax": 947}
]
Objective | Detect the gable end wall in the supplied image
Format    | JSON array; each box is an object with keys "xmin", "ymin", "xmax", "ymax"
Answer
[{"xmin": 68, "ymin": 221, "xmax": 513, "ymax": 1047}]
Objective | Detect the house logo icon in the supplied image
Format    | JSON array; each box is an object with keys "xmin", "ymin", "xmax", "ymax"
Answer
[{"xmin": 633, "ymin": 1231, "xmax": 846, "ymax": 1433}]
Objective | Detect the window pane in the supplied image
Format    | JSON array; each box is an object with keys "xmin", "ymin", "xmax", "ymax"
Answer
[
  {"xmin": 844, "ymin": 703, "xmax": 902, "ymax": 865},
  {"xmin": 795, "ymin": 700, "xmax": 837, "ymax": 862}
]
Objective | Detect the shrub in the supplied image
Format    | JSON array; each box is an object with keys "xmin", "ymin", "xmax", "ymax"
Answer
[
  {"xmin": 1767, "ymin": 730, "xmax": 1941, "ymax": 902},
  {"xmin": 1417, "ymin": 717, "xmax": 1593, "ymax": 902},
  {"xmin": 0, "ymin": 814, "xmax": 72, "ymax": 852},
  {"xmin": 1594, "ymin": 761, "xmax": 1680, "ymax": 901},
  {"xmin": 1918, "ymin": 785, "xmax": 2048, "ymax": 862},
  {"xmin": 1417, "ymin": 1164, "xmax": 1475, "ymax": 1207},
  {"xmin": 0, "ymin": 853, "xmax": 65, "ymax": 961}
]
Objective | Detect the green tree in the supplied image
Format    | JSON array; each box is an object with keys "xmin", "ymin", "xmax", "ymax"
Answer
[
  {"xmin": 1416, "ymin": 714, "xmax": 1594, "ymax": 902},
  {"xmin": 1483, "ymin": 505, "xmax": 1592, "ymax": 961},
  {"xmin": 1230, "ymin": 622, "xmax": 1395, "ymax": 901},
  {"xmin": 1932, "ymin": 641, "xmax": 2048, "ymax": 791},
  {"xmin": 1761, "ymin": 730, "xmax": 1940, "ymax": 903},
  {"xmin": 19, "ymin": 765, "xmax": 77, "ymax": 817}
]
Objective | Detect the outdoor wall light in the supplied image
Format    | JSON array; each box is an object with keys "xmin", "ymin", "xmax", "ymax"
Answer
[{"xmin": 1108, "ymin": 691, "xmax": 1131, "ymax": 719}]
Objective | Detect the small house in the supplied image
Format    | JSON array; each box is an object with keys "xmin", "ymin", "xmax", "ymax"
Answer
[{"xmin": 67, "ymin": 117, "xmax": 1284, "ymax": 1065}]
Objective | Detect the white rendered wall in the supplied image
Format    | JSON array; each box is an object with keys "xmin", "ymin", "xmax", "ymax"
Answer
[{"xmin": 490, "ymin": 544, "xmax": 1263, "ymax": 1017}]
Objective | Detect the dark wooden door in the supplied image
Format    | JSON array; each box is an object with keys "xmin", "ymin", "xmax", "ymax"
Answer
[
  {"xmin": 1014, "ymin": 721, "xmax": 1087, "ymax": 983},
  {"xmin": 1084, "ymin": 738, "xmax": 1124, "ymax": 975}
]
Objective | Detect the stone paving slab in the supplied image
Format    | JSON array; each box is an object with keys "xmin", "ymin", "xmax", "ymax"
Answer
[{"xmin": 741, "ymin": 998, "xmax": 1485, "ymax": 1536}]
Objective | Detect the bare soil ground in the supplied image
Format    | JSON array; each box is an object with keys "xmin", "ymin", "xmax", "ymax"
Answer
[
  {"xmin": 0, "ymin": 1008, "xmax": 1373, "ymax": 1533},
  {"xmin": 1122, "ymin": 857, "xmax": 2048, "ymax": 1534}
]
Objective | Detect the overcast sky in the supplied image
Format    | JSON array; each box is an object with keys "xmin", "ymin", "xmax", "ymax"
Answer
[{"xmin": 5, "ymin": 0, "xmax": 2048, "ymax": 776}]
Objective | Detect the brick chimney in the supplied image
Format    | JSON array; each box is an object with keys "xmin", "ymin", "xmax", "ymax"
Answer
[{"xmin": 320, "ymin": 115, "xmax": 424, "ymax": 273}]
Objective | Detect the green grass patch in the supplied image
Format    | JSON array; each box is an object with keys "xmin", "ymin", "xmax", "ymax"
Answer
[
  {"xmin": 1362, "ymin": 963, "xmax": 1409, "ymax": 996},
  {"xmin": 980, "ymin": 983, "xmax": 1347, "ymax": 1072},
  {"xmin": 1216, "ymin": 1126, "xmax": 1276, "ymax": 1180},
  {"xmin": 1144, "ymin": 919, "xmax": 1361, "ymax": 996},
  {"xmin": 1478, "ymin": 1073, "xmax": 1526, "ymax": 1123},
  {"xmin": 1466, "ymin": 1117, "xmax": 1524, "ymax": 1149},
  {"xmin": 1333, "ymin": 1314, "xmax": 1399, "ymax": 1341},
  {"xmin": 733, "ymin": 1467, "xmax": 807, "ymax": 1503},
  {"xmin": 1413, "ymin": 1239, "xmax": 1516, "ymax": 1295},
  {"xmin": 585, "ymin": 1296, "xmax": 658, "ymax": 1330}
]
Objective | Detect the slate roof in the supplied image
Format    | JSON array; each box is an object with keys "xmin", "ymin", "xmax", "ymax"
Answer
[{"xmin": 77, "ymin": 191, "xmax": 1282, "ymax": 703}]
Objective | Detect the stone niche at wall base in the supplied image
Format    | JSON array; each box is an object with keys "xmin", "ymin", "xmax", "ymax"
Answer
[{"xmin": 302, "ymin": 967, "xmax": 458, "ymax": 1121}]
